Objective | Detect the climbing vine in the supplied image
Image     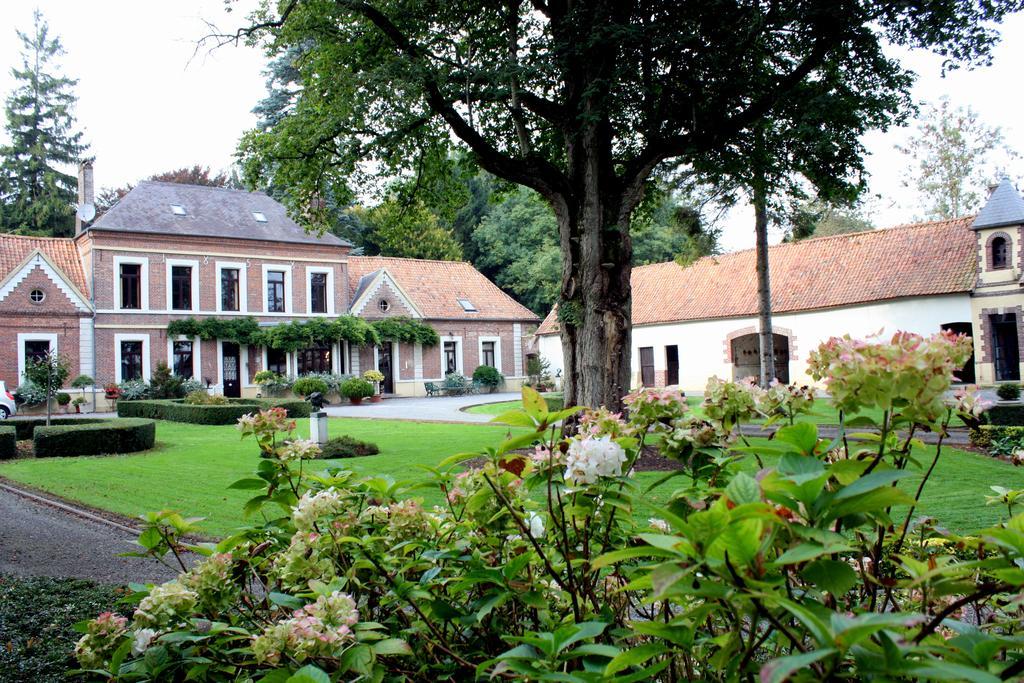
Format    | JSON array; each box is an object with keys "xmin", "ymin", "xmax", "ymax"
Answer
[
  {"xmin": 371, "ymin": 316, "xmax": 440, "ymax": 346},
  {"xmin": 165, "ymin": 316, "xmax": 411, "ymax": 350}
]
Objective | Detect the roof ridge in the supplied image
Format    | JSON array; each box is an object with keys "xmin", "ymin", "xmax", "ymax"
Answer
[
  {"xmin": 350, "ymin": 255, "xmax": 471, "ymax": 266},
  {"xmin": 633, "ymin": 215, "xmax": 975, "ymax": 272},
  {"xmin": 137, "ymin": 180, "xmax": 266, "ymax": 196},
  {"xmin": 0, "ymin": 233, "xmax": 75, "ymax": 243}
]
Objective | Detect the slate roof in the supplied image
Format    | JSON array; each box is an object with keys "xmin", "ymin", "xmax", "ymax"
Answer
[
  {"xmin": 536, "ymin": 217, "xmax": 977, "ymax": 334},
  {"xmin": 0, "ymin": 233, "xmax": 90, "ymax": 296},
  {"xmin": 347, "ymin": 256, "xmax": 539, "ymax": 321},
  {"xmin": 90, "ymin": 181, "xmax": 351, "ymax": 247},
  {"xmin": 972, "ymin": 177, "xmax": 1024, "ymax": 229}
]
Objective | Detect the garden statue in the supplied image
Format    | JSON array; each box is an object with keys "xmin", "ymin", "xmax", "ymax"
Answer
[{"xmin": 307, "ymin": 391, "xmax": 326, "ymax": 411}]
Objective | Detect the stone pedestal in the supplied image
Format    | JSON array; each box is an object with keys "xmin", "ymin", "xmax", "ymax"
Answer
[{"xmin": 310, "ymin": 411, "xmax": 328, "ymax": 445}]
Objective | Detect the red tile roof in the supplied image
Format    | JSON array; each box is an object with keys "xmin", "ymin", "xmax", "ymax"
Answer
[
  {"xmin": 537, "ymin": 218, "xmax": 977, "ymax": 334},
  {"xmin": 347, "ymin": 256, "xmax": 539, "ymax": 321},
  {"xmin": 0, "ymin": 234, "xmax": 89, "ymax": 297}
]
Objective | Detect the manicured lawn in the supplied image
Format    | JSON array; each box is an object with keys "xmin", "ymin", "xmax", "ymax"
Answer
[
  {"xmin": 465, "ymin": 393, "xmax": 564, "ymax": 415},
  {"xmin": 0, "ymin": 418, "xmax": 1015, "ymax": 537}
]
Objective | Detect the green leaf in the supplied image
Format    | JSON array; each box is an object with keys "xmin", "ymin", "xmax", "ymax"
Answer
[
  {"xmin": 831, "ymin": 487, "xmax": 912, "ymax": 518},
  {"xmin": 802, "ymin": 559, "xmax": 858, "ymax": 596},
  {"xmin": 725, "ymin": 472, "xmax": 761, "ymax": 505},
  {"xmin": 491, "ymin": 410, "xmax": 539, "ymax": 427},
  {"xmin": 372, "ymin": 638, "xmax": 412, "ymax": 656},
  {"xmin": 521, "ymin": 386, "xmax": 548, "ymax": 420},
  {"xmin": 759, "ymin": 648, "xmax": 836, "ymax": 683},
  {"xmin": 833, "ymin": 470, "xmax": 915, "ymax": 502},
  {"xmin": 901, "ymin": 662, "xmax": 1000, "ymax": 683},
  {"xmin": 228, "ymin": 478, "xmax": 268, "ymax": 490},
  {"xmin": 556, "ymin": 621, "xmax": 608, "ymax": 653},
  {"xmin": 775, "ymin": 541, "xmax": 850, "ymax": 565},
  {"xmin": 339, "ymin": 643, "xmax": 374, "ymax": 675},
  {"xmin": 268, "ymin": 592, "xmax": 305, "ymax": 610},
  {"xmin": 286, "ymin": 665, "xmax": 330, "ymax": 683},
  {"xmin": 775, "ymin": 423, "xmax": 819, "ymax": 455},
  {"xmin": 604, "ymin": 643, "xmax": 668, "ymax": 676}
]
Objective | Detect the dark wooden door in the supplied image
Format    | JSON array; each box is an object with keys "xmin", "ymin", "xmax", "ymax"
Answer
[
  {"xmin": 992, "ymin": 315, "xmax": 1020, "ymax": 381},
  {"xmin": 379, "ymin": 343, "xmax": 394, "ymax": 394},
  {"xmin": 942, "ymin": 322, "xmax": 976, "ymax": 383},
  {"xmin": 222, "ymin": 342, "xmax": 241, "ymax": 397},
  {"xmin": 639, "ymin": 347, "xmax": 655, "ymax": 386},
  {"xmin": 665, "ymin": 345, "xmax": 679, "ymax": 386}
]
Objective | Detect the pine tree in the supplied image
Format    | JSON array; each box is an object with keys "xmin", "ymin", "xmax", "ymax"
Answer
[{"xmin": 0, "ymin": 10, "xmax": 88, "ymax": 237}]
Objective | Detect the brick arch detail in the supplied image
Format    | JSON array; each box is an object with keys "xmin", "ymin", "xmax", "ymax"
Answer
[
  {"xmin": 985, "ymin": 231, "xmax": 1013, "ymax": 271},
  {"xmin": 722, "ymin": 325, "xmax": 798, "ymax": 363}
]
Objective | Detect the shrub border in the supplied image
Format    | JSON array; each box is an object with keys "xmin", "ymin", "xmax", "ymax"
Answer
[
  {"xmin": 117, "ymin": 398, "xmax": 311, "ymax": 424},
  {"xmin": 31, "ymin": 418, "xmax": 156, "ymax": 458},
  {"xmin": 0, "ymin": 425, "xmax": 15, "ymax": 460}
]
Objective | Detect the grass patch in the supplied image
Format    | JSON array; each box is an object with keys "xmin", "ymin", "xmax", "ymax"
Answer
[
  {"xmin": 0, "ymin": 575, "xmax": 125, "ymax": 683},
  {"xmin": 465, "ymin": 393, "xmax": 564, "ymax": 415},
  {"xmin": 0, "ymin": 418, "xmax": 1015, "ymax": 537}
]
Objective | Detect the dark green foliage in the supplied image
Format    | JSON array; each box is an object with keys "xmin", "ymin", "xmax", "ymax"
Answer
[
  {"xmin": 116, "ymin": 398, "xmax": 311, "ymax": 425},
  {"xmin": 33, "ymin": 418, "xmax": 155, "ymax": 457},
  {"xmin": 149, "ymin": 362, "xmax": 184, "ymax": 399},
  {"xmin": 55, "ymin": 392, "xmax": 71, "ymax": 406},
  {"xmin": 340, "ymin": 378, "xmax": 375, "ymax": 399},
  {"xmin": 0, "ymin": 575, "xmax": 123, "ymax": 683},
  {"xmin": 0, "ymin": 426, "xmax": 15, "ymax": 460},
  {"xmin": 969, "ymin": 425, "xmax": 1024, "ymax": 451},
  {"xmin": 371, "ymin": 316, "xmax": 440, "ymax": 346},
  {"xmin": 165, "ymin": 317, "xmax": 262, "ymax": 345},
  {"xmin": 317, "ymin": 434, "xmax": 380, "ymax": 459},
  {"xmin": 168, "ymin": 316, "xmax": 382, "ymax": 350},
  {"xmin": 996, "ymin": 384, "xmax": 1021, "ymax": 401},
  {"xmin": 70, "ymin": 374, "xmax": 94, "ymax": 388},
  {"xmin": 292, "ymin": 377, "xmax": 329, "ymax": 398},
  {"xmin": 472, "ymin": 365, "xmax": 504, "ymax": 388},
  {"xmin": 182, "ymin": 391, "xmax": 230, "ymax": 406},
  {"xmin": 986, "ymin": 404, "xmax": 1024, "ymax": 426},
  {"xmin": 0, "ymin": 10, "xmax": 88, "ymax": 237},
  {"xmin": 8, "ymin": 417, "xmax": 105, "ymax": 440}
]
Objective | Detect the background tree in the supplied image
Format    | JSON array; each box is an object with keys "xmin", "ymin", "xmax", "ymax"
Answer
[
  {"xmin": 787, "ymin": 198, "xmax": 874, "ymax": 240},
  {"xmin": 899, "ymin": 97, "xmax": 1018, "ymax": 220},
  {"xmin": 0, "ymin": 10, "xmax": 88, "ymax": 237},
  {"xmin": 95, "ymin": 165, "xmax": 239, "ymax": 214},
  {"xmin": 235, "ymin": 0, "xmax": 1018, "ymax": 409},
  {"xmin": 23, "ymin": 351, "xmax": 70, "ymax": 426},
  {"xmin": 355, "ymin": 198, "xmax": 463, "ymax": 260}
]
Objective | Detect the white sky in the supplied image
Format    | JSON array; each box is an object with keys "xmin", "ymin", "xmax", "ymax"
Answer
[{"xmin": 2, "ymin": 1, "xmax": 1024, "ymax": 252}]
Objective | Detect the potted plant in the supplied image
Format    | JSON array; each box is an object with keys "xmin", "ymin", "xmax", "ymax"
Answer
[
  {"xmin": 56, "ymin": 392, "xmax": 72, "ymax": 413},
  {"xmin": 363, "ymin": 370, "xmax": 385, "ymax": 402},
  {"xmin": 996, "ymin": 383, "xmax": 1022, "ymax": 403},
  {"xmin": 292, "ymin": 377, "xmax": 329, "ymax": 399},
  {"xmin": 72, "ymin": 396, "xmax": 88, "ymax": 413},
  {"xmin": 103, "ymin": 383, "xmax": 121, "ymax": 399},
  {"xmin": 472, "ymin": 365, "xmax": 504, "ymax": 394},
  {"xmin": 340, "ymin": 377, "xmax": 375, "ymax": 406}
]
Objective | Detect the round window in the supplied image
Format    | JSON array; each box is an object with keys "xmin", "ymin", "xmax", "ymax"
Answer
[
  {"xmin": 29, "ymin": 288, "xmax": 45, "ymax": 303},
  {"xmin": 379, "ymin": 299, "xmax": 391, "ymax": 312}
]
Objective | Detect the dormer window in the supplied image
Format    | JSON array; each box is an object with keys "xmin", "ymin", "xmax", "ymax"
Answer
[
  {"xmin": 252, "ymin": 211, "xmax": 267, "ymax": 222},
  {"xmin": 457, "ymin": 298, "xmax": 477, "ymax": 312},
  {"xmin": 170, "ymin": 204, "xmax": 186, "ymax": 216},
  {"xmin": 992, "ymin": 235, "xmax": 1010, "ymax": 270}
]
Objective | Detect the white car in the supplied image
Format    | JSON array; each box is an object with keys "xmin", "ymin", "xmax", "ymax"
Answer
[{"xmin": 0, "ymin": 381, "xmax": 17, "ymax": 419}]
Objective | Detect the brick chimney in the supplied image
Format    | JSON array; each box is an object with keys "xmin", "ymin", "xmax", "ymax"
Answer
[{"xmin": 76, "ymin": 160, "xmax": 94, "ymax": 235}]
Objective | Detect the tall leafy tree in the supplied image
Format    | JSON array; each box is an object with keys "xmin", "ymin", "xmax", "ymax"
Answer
[
  {"xmin": 355, "ymin": 198, "xmax": 463, "ymax": 260},
  {"xmin": 0, "ymin": 10, "xmax": 88, "ymax": 236},
  {"xmin": 236, "ymin": 0, "xmax": 1018, "ymax": 409},
  {"xmin": 899, "ymin": 97, "xmax": 1018, "ymax": 220},
  {"xmin": 787, "ymin": 199, "xmax": 874, "ymax": 240}
]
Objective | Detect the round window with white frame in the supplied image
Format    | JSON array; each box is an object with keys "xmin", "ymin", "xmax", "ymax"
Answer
[
  {"xmin": 378, "ymin": 299, "xmax": 391, "ymax": 313},
  {"xmin": 29, "ymin": 288, "xmax": 45, "ymax": 304}
]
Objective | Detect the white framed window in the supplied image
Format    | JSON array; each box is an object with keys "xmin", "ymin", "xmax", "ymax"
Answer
[
  {"xmin": 17, "ymin": 332, "xmax": 58, "ymax": 381},
  {"xmin": 215, "ymin": 261, "xmax": 248, "ymax": 313},
  {"xmin": 305, "ymin": 266, "xmax": 334, "ymax": 315},
  {"xmin": 166, "ymin": 336, "xmax": 201, "ymax": 379},
  {"xmin": 113, "ymin": 255, "xmax": 149, "ymax": 311},
  {"xmin": 440, "ymin": 336, "xmax": 463, "ymax": 376},
  {"xmin": 217, "ymin": 342, "xmax": 251, "ymax": 388},
  {"xmin": 114, "ymin": 333, "xmax": 151, "ymax": 383},
  {"xmin": 263, "ymin": 347, "xmax": 291, "ymax": 377},
  {"xmin": 165, "ymin": 258, "xmax": 199, "ymax": 312},
  {"xmin": 478, "ymin": 336, "xmax": 502, "ymax": 372},
  {"xmin": 262, "ymin": 263, "xmax": 293, "ymax": 314}
]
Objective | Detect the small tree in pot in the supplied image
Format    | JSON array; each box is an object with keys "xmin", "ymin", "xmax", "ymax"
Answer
[
  {"xmin": 362, "ymin": 370, "xmax": 385, "ymax": 402},
  {"xmin": 23, "ymin": 351, "xmax": 70, "ymax": 426},
  {"xmin": 340, "ymin": 377, "xmax": 375, "ymax": 406}
]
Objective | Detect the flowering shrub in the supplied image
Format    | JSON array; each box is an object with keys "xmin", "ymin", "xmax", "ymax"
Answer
[{"xmin": 76, "ymin": 331, "xmax": 1024, "ymax": 681}]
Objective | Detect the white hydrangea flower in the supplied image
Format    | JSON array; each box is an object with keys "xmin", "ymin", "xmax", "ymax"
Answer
[
  {"xmin": 131, "ymin": 628, "xmax": 158, "ymax": 655},
  {"xmin": 648, "ymin": 518, "xmax": 671, "ymax": 533},
  {"xmin": 563, "ymin": 435, "xmax": 627, "ymax": 486},
  {"xmin": 526, "ymin": 511, "xmax": 545, "ymax": 537},
  {"xmin": 278, "ymin": 439, "xmax": 321, "ymax": 462},
  {"xmin": 292, "ymin": 488, "xmax": 343, "ymax": 532}
]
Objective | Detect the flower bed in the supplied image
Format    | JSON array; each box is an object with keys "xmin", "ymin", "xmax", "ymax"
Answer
[
  {"xmin": 117, "ymin": 398, "xmax": 311, "ymax": 425},
  {"xmin": 0, "ymin": 425, "xmax": 15, "ymax": 460},
  {"xmin": 32, "ymin": 418, "xmax": 156, "ymax": 458}
]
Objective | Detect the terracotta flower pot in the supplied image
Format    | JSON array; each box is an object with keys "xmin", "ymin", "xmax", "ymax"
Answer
[
  {"xmin": 371, "ymin": 394, "xmax": 383, "ymax": 403},
  {"xmin": 349, "ymin": 397, "xmax": 363, "ymax": 406}
]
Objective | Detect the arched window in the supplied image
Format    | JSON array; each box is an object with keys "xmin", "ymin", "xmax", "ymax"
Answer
[{"xmin": 992, "ymin": 236, "xmax": 1010, "ymax": 269}]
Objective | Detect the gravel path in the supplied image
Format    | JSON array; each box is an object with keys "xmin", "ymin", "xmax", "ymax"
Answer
[{"xmin": 0, "ymin": 486, "xmax": 181, "ymax": 584}]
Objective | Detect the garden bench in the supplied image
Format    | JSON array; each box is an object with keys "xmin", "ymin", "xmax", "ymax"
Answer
[{"xmin": 424, "ymin": 382, "xmax": 444, "ymax": 397}]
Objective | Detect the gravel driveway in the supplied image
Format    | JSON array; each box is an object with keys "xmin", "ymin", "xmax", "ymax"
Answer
[{"xmin": 0, "ymin": 486, "xmax": 181, "ymax": 584}]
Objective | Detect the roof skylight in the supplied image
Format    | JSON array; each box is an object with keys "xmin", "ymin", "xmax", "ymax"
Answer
[
  {"xmin": 252, "ymin": 211, "xmax": 268, "ymax": 223},
  {"xmin": 457, "ymin": 298, "xmax": 477, "ymax": 312},
  {"xmin": 170, "ymin": 204, "xmax": 187, "ymax": 216}
]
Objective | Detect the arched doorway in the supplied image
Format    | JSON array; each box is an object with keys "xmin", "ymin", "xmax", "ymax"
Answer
[
  {"xmin": 730, "ymin": 333, "xmax": 790, "ymax": 383},
  {"xmin": 941, "ymin": 322, "xmax": 976, "ymax": 384}
]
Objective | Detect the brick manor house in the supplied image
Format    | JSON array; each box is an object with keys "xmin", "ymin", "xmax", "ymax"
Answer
[{"xmin": 0, "ymin": 164, "xmax": 539, "ymax": 405}]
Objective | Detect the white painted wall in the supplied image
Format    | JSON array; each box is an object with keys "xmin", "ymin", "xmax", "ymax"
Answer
[{"xmin": 538, "ymin": 294, "xmax": 973, "ymax": 392}]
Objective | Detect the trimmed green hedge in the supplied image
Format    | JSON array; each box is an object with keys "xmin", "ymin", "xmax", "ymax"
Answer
[
  {"xmin": 0, "ymin": 426, "xmax": 15, "ymax": 460},
  {"xmin": 33, "ymin": 418, "xmax": 156, "ymax": 458},
  {"xmin": 117, "ymin": 398, "xmax": 311, "ymax": 425},
  {"xmin": 985, "ymin": 404, "xmax": 1024, "ymax": 426},
  {"xmin": 7, "ymin": 417, "xmax": 108, "ymax": 441},
  {"xmin": 969, "ymin": 424, "xmax": 1024, "ymax": 449}
]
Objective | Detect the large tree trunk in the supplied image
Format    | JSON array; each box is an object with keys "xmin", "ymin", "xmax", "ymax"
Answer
[{"xmin": 753, "ymin": 175, "xmax": 775, "ymax": 388}]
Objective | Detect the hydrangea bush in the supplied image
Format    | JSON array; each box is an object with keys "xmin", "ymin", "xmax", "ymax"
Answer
[{"xmin": 76, "ymin": 330, "xmax": 1024, "ymax": 681}]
